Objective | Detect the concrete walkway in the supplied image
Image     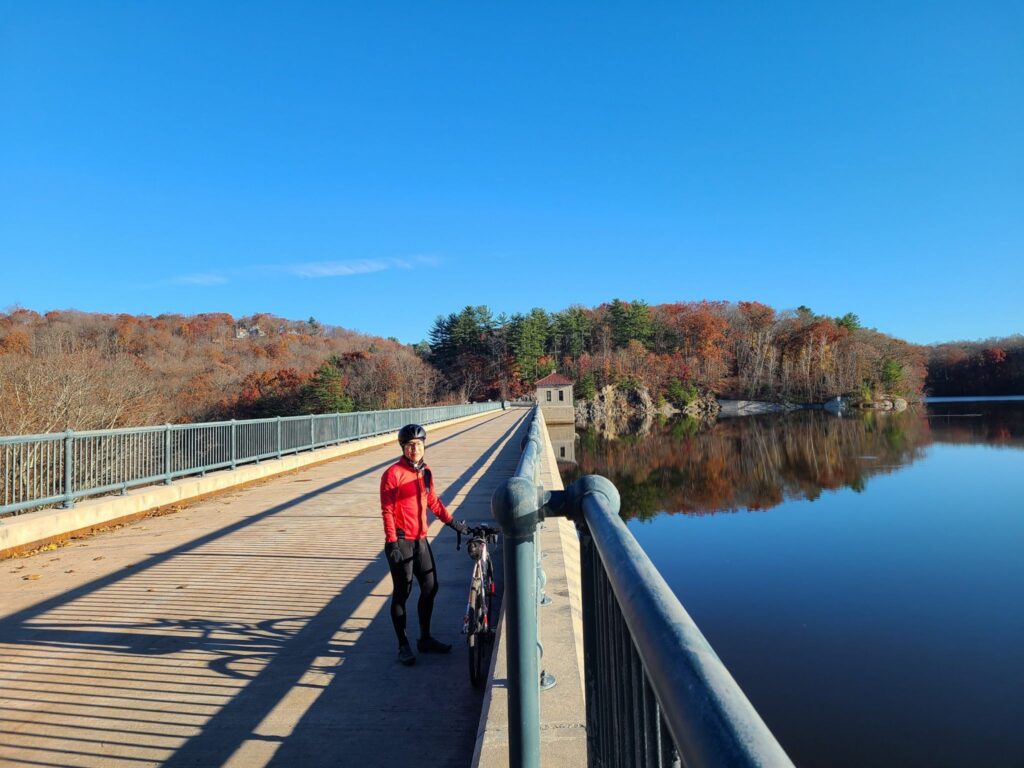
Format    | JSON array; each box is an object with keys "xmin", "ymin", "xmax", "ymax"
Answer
[{"xmin": 0, "ymin": 409, "xmax": 531, "ymax": 768}]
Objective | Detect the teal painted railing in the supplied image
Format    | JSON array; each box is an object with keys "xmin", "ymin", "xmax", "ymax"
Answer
[
  {"xmin": 0, "ymin": 402, "xmax": 500, "ymax": 517},
  {"xmin": 493, "ymin": 407, "xmax": 794, "ymax": 767}
]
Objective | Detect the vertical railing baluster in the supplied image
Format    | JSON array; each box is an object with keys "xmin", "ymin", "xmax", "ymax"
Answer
[
  {"xmin": 62, "ymin": 430, "xmax": 74, "ymax": 508},
  {"xmin": 163, "ymin": 425, "xmax": 172, "ymax": 484},
  {"xmin": 631, "ymin": 638, "xmax": 643, "ymax": 767}
]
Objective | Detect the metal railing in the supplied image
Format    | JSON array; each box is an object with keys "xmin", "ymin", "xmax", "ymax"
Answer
[
  {"xmin": 573, "ymin": 475, "xmax": 793, "ymax": 767},
  {"xmin": 493, "ymin": 406, "xmax": 793, "ymax": 767},
  {"xmin": 491, "ymin": 406, "xmax": 550, "ymax": 766},
  {"xmin": 1, "ymin": 402, "xmax": 500, "ymax": 517}
]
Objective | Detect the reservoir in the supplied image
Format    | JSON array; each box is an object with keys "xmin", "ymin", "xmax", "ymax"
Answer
[{"xmin": 560, "ymin": 397, "xmax": 1024, "ymax": 767}]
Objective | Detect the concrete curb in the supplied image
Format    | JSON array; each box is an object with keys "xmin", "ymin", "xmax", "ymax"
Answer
[{"xmin": 0, "ymin": 410, "xmax": 495, "ymax": 558}]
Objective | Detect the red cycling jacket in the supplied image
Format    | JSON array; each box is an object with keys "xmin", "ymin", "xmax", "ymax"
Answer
[{"xmin": 380, "ymin": 457, "xmax": 453, "ymax": 543}]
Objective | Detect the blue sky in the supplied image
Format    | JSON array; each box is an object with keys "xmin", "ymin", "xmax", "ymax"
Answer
[{"xmin": 2, "ymin": 2, "xmax": 1021, "ymax": 345}]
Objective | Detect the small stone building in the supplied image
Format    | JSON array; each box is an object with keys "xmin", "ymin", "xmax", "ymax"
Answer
[{"xmin": 535, "ymin": 372, "xmax": 575, "ymax": 425}]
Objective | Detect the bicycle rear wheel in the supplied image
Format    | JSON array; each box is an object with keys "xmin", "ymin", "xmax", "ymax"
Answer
[{"xmin": 467, "ymin": 589, "xmax": 488, "ymax": 689}]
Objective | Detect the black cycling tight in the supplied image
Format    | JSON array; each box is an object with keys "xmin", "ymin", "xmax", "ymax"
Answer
[{"xmin": 385, "ymin": 538, "xmax": 439, "ymax": 645}]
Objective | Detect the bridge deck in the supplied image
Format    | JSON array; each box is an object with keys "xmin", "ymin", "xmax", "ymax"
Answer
[{"xmin": 0, "ymin": 409, "xmax": 530, "ymax": 768}]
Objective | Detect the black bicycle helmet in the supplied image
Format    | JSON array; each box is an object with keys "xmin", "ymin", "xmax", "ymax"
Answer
[{"xmin": 398, "ymin": 423, "xmax": 427, "ymax": 445}]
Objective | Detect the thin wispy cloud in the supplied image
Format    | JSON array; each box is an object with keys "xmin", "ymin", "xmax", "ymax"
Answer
[
  {"xmin": 410, "ymin": 254, "xmax": 441, "ymax": 268},
  {"xmin": 160, "ymin": 254, "xmax": 440, "ymax": 289},
  {"xmin": 171, "ymin": 273, "xmax": 228, "ymax": 286},
  {"xmin": 279, "ymin": 255, "xmax": 441, "ymax": 278},
  {"xmin": 282, "ymin": 259, "xmax": 391, "ymax": 278}
]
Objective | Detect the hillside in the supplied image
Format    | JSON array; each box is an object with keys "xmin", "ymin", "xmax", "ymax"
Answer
[{"xmin": 0, "ymin": 309, "xmax": 440, "ymax": 434}]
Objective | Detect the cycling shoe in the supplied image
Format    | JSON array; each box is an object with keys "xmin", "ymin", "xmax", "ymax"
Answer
[
  {"xmin": 417, "ymin": 636, "xmax": 453, "ymax": 654},
  {"xmin": 398, "ymin": 642, "xmax": 416, "ymax": 666}
]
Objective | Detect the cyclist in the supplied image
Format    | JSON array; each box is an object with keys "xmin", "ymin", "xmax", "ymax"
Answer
[{"xmin": 381, "ymin": 423, "xmax": 469, "ymax": 666}]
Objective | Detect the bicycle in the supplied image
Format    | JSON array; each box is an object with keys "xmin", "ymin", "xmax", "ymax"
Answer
[{"xmin": 457, "ymin": 523, "xmax": 501, "ymax": 689}]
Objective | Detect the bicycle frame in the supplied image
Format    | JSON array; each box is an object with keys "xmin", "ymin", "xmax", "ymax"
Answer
[
  {"xmin": 461, "ymin": 524, "xmax": 500, "ymax": 688},
  {"xmin": 463, "ymin": 531, "xmax": 496, "ymax": 634}
]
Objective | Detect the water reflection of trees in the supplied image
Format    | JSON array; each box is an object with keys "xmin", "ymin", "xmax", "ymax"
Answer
[
  {"xmin": 925, "ymin": 400, "xmax": 1024, "ymax": 448},
  {"xmin": 561, "ymin": 411, "xmax": 931, "ymax": 520}
]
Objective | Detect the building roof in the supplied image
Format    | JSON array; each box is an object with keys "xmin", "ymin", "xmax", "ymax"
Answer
[{"xmin": 534, "ymin": 372, "xmax": 575, "ymax": 387}]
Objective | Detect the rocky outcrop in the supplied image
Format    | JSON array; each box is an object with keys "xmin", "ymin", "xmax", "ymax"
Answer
[
  {"xmin": 683, "ymin": 392, "xmax": 722, "ymax": 418},
  {"xmin": 575, "ymin": 385, "xmax": 719, "ymax": 438},
  {"xmin": 576, "ymin": 385, "xmax": 651, "ymax": 438}
]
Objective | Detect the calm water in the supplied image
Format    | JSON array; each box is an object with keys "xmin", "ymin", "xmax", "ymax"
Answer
[{"xmin": 561, "ymin": 398, "xmax": 1024, "ymax": 768}]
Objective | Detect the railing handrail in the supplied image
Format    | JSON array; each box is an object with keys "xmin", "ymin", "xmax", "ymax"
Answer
[
  {"xmin": 0, "ymin": 404, "xmax": 487, "ymax": 443},
  {"xmin": 1, "ymin": 402, "xmax": 501, "ymax": 516},
  {"xmin": 491, "ymin": 406, "xmax": 546, "ymax": 766},
  {"xmin": 577, "ymin": 479, "xmax": 794, "ymax": 767}
]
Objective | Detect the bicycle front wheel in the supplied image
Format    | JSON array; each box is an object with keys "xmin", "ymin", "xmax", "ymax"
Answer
[{"xmin": 467, "ymin": 589, "xmax": 488, "ymax": 689}]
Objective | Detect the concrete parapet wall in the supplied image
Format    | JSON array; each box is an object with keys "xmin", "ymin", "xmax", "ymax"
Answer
[{"xmin": 0, "ymin": 410, "xmax": 493, "ymax": 559}]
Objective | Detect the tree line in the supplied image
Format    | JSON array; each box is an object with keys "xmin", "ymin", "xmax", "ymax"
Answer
[
  {"xmin": 426, "ymin": 300, "xmax": 927, "ymax": 406},
  {"xmin": 925, "ymin": 336, "xmax": 1024, "ymax": 396}
]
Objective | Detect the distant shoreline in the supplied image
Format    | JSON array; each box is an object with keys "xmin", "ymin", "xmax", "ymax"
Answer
[
  {"xmin": 715, "ymin": 394, "xmax": 1024, "ymax": 417},
  {"xmin": 923, "ymin": 395, "xmax": 1024, "ymax": 402}
]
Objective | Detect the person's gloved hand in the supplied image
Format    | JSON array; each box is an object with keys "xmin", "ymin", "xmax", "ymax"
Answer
[
  {"xmin": 449, "ymin": 519, "xmax": 470, "ymax": 535},
  {"xmin": 385, "ymin": 541, "xmax": 403, "ymax": 565}
]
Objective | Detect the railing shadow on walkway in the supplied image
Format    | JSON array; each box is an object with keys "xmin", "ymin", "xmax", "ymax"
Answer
[{"xmin": 0, "ymin": 410, "xmax": 530, "ymax": 768}]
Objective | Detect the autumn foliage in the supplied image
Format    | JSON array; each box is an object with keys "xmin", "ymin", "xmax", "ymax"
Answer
[
  {"xmin": 426, "ymin": 300, "xmax": 928, "ymax": 405},
  {"xmin": 926, "ymin": 336, "xmax": 1024, "ymax": 396},
  {"xmin": 2, "ymin": 301, "xmax": 1010, "ymax": 437},
  {"xmin": 0, "ymin": 309, "xmax": 441, "ymax": 433}
]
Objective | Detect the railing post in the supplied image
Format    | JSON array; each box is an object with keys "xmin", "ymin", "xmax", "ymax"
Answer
[
  {"xmin": 164, "ymin": 424, "xmax": 173, "ymax": 485},
  {"xmin": 309, "ymin": 416, "xmax": 315, "ymax": 449},
  {"xmin": 230, "ymin": 420, "xmax": 237, "ymax": 469},
  {"xmin": 492, "ymin": 475, "xmax": 542, "ymax": 768},
  {"xmin": 62, "ymin": 430, "xmax": 75, "ymax": 508},
  {"xmin": 276, "ymin": 417, "xmax": 282, "ymax": 459}
]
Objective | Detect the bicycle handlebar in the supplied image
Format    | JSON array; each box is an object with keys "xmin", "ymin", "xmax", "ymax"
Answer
[{"xmin": 456, "ymin": 524, "xmax": 501, "ymax": 550}]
